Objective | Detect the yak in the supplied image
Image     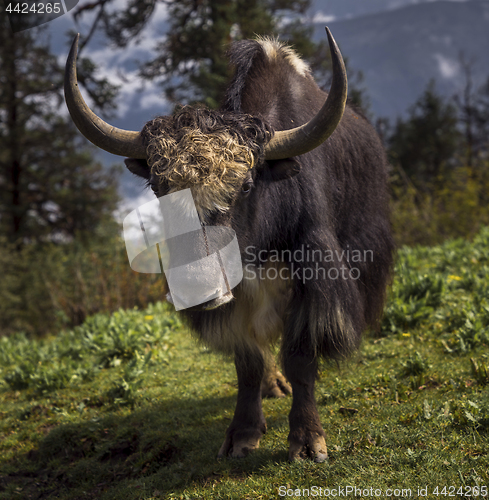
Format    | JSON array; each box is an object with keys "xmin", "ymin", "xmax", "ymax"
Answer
[{"xmin": 64, "ymin": 28, "xmax": 394, "ymax": 462}]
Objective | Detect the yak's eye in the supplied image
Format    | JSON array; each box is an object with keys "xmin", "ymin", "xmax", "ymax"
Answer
[
  {"xmin": 241, "ymin": 181, "xmax": 253, "ymax": 194},
  {"xmin": 150, "ymin": 182, "xmax": 158, "ymax": 194}
]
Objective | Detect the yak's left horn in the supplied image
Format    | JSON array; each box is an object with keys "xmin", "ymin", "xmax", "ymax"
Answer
[
  {"xmin": 64, "ymin": 34, "xmax": 147, "ymax": 159},
  {"xmin": 264, "ymin": 27, "xmax": 348, "ymax": 161}
]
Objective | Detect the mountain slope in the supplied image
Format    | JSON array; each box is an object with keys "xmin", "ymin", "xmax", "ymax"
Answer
[
  {"xmin": 316, "ymin": 0, "xmax": 489, "ymax": 118},
  {"xmin": 310, "ymin": 0, "xmax": 472, "ymax": 21}
]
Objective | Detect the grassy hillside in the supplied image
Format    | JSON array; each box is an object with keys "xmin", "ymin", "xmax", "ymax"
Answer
[{"xmin": 1, "ymin": 228, "xmax": 489, "ymax": 499}]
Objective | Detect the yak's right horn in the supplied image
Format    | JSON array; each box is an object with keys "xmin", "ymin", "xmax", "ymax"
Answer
[{"xmin": 64, "ymin": 34, "xmax": 147, "ymax": 159}]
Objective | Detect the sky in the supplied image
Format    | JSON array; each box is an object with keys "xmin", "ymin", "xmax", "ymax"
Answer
[{"xmin": 49, "ymin": 0, "xmax": 170, "ymax": 120}]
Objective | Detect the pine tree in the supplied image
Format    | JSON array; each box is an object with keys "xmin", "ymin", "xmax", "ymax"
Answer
[
  {"xmin": 454, "ymin": 58, "xmax": 489, "ymax": 168},
  {"xmin": 0, "ymin": 12, "xmax": 120, "ymax": 244},
  {"xmin": 388, "ymin": 81, "xmax": 461, "ymax": 189}
]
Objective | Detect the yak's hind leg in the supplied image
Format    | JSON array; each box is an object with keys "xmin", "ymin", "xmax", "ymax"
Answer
[
  {"xmin": 218, "ymin": 346, "xmax": 267, "ymax": 458},
  {"xmin": 261, "ymin": 351, "xmax": 292, "ymax": 398},
  {"xmin": 283, "ymin": 352, "xmax": 328, "ymax": 463}
]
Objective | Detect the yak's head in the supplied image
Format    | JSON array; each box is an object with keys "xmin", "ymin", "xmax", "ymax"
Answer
[
  {"xmin": 64, "ymin": 29, "xmax": 347, "ymax": 309},
  {"xmin": 124, "ymin": 108, "xmax": 272, "ymax": 220}
]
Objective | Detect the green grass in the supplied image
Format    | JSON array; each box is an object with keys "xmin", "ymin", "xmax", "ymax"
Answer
[{"xmin": 1, "ymin": 228, "xmax": 489, "ymax": 499}]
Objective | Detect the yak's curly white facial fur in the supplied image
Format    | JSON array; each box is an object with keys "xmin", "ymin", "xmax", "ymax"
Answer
[{"xmin": 147, "ymin": 128, "xmax": 254, "ymax": 217}]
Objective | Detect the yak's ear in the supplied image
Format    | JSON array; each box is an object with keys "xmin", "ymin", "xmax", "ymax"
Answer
[
  {"xmin": 268, "ymin": 158, "xmax": 301, "ymax": 181},
  {"xmin": 124, "ymin": 158, "xmax": 150, "ymax": 179}
]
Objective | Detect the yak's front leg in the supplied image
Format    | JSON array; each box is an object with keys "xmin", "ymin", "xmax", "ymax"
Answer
[
  {"xmin": 284, "ymin": 352, "xmax": 328, "ymax": 463},
  {"xmin": 218, "ymin": 346, "xmax": 267, "ymax": 458}
]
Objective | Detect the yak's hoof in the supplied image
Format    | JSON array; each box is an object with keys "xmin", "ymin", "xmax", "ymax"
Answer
[
  {"xmin": 261, "ymin": 369, "xmax": 292, "ymax": 398},
  {"xmin": 217, "ymin": 429, "xmax": 263, "ymax": 459},
  {"xmin": 288, "ymin": 433, "xmax": 328, "ymax": 463}
]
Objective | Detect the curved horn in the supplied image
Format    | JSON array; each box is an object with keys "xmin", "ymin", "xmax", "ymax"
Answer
[
  {"xmin": 64, "ymin": 34, "xmax": 147, "ymax": 159},
  {"xmin": 264, "ymin": 27, "xmax": 348, "ymax": 160}
]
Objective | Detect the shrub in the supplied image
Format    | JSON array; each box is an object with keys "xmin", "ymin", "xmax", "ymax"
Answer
[
  {"xmin": 0, "ymin": 231, "xmax": 167, "ymax": 337},
  {"xmin": 391, "ymin": 165, "xmax": 489, "ymax": 247}
]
